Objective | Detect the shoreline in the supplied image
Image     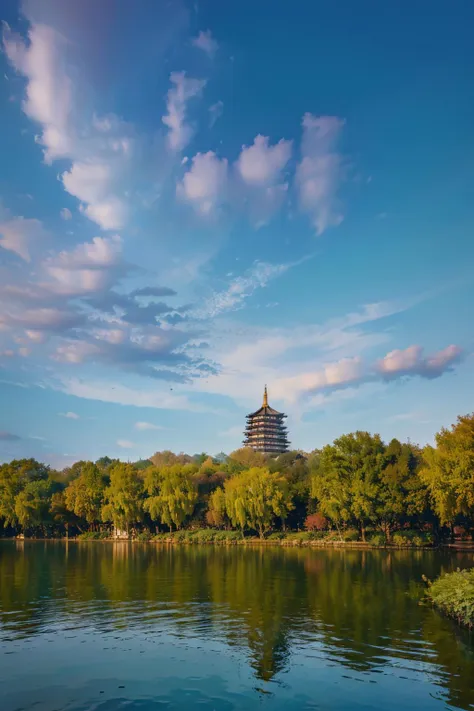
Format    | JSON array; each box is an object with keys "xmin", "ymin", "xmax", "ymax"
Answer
[{"xmin": 5, "ymin": 537, "xmax": 474, "ymax": 551}]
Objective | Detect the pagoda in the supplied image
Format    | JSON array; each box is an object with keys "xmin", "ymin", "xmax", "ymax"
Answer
[{"xmin": 243, "ymin": 386, "xmax": 290, "ymax": 454}]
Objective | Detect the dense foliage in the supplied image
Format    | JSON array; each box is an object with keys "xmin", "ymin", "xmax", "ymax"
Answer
[
  {"xmin": 425, "ymin": 568, "xmax": 474, "ymax": 629},
  {"xmin": 1, "ymin": 414, "xmax": 474, "ymax": 542}
]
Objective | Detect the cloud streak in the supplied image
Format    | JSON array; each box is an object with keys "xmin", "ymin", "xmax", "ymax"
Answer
[
  {"xmin": 0, "ymin": 431, "xmax": 21, "ymax": 441},
  {"xmin": 162, "ymin": 72, "xmax": 206, "ymax": 152},
  {"xmin": 192, "ymin": 30, "xmax": 218, "ymax": 58},
  {"xmin": 296, "ymin": 113, "xmax": 346, "ymax": 235}
]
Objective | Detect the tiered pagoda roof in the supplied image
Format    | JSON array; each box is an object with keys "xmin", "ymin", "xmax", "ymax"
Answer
[{"xmin": 243, "ymin": 386, "xmax": 290, "ymax": 454}]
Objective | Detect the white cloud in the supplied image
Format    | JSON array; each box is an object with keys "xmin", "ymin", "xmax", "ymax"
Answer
[
  {"xmin": 2, "ymin": 22, "xmax": 72, "ymax": 164},
  {"xmin": 162, "ymin": 71, "xmax": 206, "ymax": 151},
  {"xmin": 3, "ymin": 21, "xmax": 132, "ymax": 230},
  {"xmin": 195, "ymin": 260, "xmax": 292, "ymax": 318},
  {"xmin": 59, "ymin": 411, "xmax": 80, "ymax": 419},
  {"xmin": 237, "ymin": 135, "xmax": 292, "ymax": 186},
  {"xmin": 53, "ymin": 341, "xmax": 100, "ymax": 363},
  {"xmin": 296, "ymin": 113, "xmax": 346, "ymax": 235},
  {"xmin": 377, "ymin": 344, "xmax": 462, "ymax": 379},
  {"xmin": 0, "ymin": 214, "xmax": 48, "ymax": 262},
  {"xmin": 25, "ymin": 330, "xmax": 46, "ymax": 343},
  {"xmin": 117, "ymin": 439, "xmax": 134, "ymax": 448},
  {"xmin": 273, "ymin": 357, "xmax": 364, "ymax": 402},
  {"xmin": 135, "ymin": 421, "xmax": 164, "ymax": 431},
  {"xmin": 46, "ymin": 234, "xmax": 122, "ymax": 270},
  {"xmin": 62, "ymin": 162, "xmax": 127, "ymax": 230},
  {"xmin": 189, "ymin": 299, "xmax": 453, "ymax": 410},
  {"xmin": 58, "ymin": 377, "xmax": 217, "ymax": 413},
  {"xmin": 0, "ymin": 307, "xmax": 83, "ymax": 333},
  {"xmin": 192, "ymin": 30, "xmax": 218, "ymax": 58},
  {"xmin": 209, "ymin": 100, "xmax": 223, "ymax": 127},
  {"xmin": 43, "ymin": 234, "xmax": 123, "ymax": 295},
  {"xmin": 60, "ymin": 207, "xmax": 72, "ymax": 220},
  {"xmin": 177, "ymin": 151, "xmax": 228, "ymax": 215}
]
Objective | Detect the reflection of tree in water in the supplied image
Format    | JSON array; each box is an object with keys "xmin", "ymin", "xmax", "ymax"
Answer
[
  {"xmin": 0, "ymin": 542, "xmax": 474, "ymax": 705},
  {"xmin": 203, "ymin": 547, "xmax": 300, "ymax": 681},
  {"xmin": 301, "ymin": 548, "xmax": 474, "ymax": 674}
]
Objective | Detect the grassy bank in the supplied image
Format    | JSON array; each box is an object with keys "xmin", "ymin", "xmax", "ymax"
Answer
[
  {"xmin": 74, "ymin": 529, "xmax": 435, "ymax": 548},
  {"xmin": 425, "ymin": 568, "xmax": 474, "ymax": 629}
]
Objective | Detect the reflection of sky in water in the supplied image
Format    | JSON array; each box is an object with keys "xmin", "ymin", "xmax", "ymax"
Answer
[{"xmin": 0, "ymin": 542, "xmax": 473, "ymax": 710}]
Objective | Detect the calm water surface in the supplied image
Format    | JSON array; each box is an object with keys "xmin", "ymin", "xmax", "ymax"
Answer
[{"xmin": 0, "ymin": 542, "xmax": 473, "ymax": 711}]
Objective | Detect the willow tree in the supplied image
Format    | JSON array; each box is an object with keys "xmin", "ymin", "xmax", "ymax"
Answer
[
  {"xmin": 206, "ymin": 486, "xmax": 227, "ymax": 527},
  {"xmin": 101, "ymin": 463, "xmax": 144, "ymax": 534},
  {"xmin": 144, "ymin": 465, "xmax": 197, "ymax": 531},
  {"xmin": 64, "ymin": 462, "xmax": 106, "ymax": 530},
  {"xmin": 224, "ymin": 467, "xmax": 293, "ymax": 538},
  {"xmin": 420, "ymin": 414, "xmax": 474, "ymax": 526},
  {"xmin": 0, "ymin": 459, "xmax": 50, "ymax": 530},
  {"xmin": 15, "ymin": 479, "xmax": 55, "ymax": 534}
]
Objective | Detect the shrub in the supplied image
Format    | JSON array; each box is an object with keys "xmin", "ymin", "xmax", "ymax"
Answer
[
  {"xmin": 283, "ymin": 532, "xmax": 312, "ymax": 543},
  {"xmin": 213, "ymin": 530, "xmax": 241, "ymax": 542},
  {"xmin": 193, "ymin": 529, "xmax": 216, "ymax": 543},
  {"xmin": 153, "ymin": 533, "xmax": 171, "ymax": 542},
  {"xmin": 172, "ymin": 530, "xmax": 193, "ymax": 543},
  {"xmin": 342, "ymin": 528, "xmax": 360, "ymax": 542},
  {"xmin": 304, "ymin": 513, "xmax": 328, "ymax": 532},
  {"xmin": 267, "ymin": 532, "xmax": 285, "ymax": 540},
  {"xmin": 135, "ymin": 531, "xmax": 152, "ymax": 541},
  {"xmin": 425, "ymin": 568, "xmax": 474, "ymax": 629},
  {"xmin": 392, "ymin": 530, "xmax": 433, "ymax": 547},
  {"xmin": 77, "ymin": 531, "xmax": 111, "ymax": 540},
  {"xmin": 369, "ymin": 533, "xmax": 387, "ymax": 546}
]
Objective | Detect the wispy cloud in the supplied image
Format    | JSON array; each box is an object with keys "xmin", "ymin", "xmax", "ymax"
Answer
[
  {"xmin": 0, "ymin": 431, "xmax": 21, "ymax": 441},
  {"xmin": 194, "ymin": 260, "xmax": 295, "ymax": 318},
  {"xmin": 209, "ymin": 100, "xmax": 223, "ymax": 128},
  {"xmin": 162, "ymin": 72, "xmax": 206, "ymax": 151},
  {"xmin": 59, "ymin": 411, "xmax": 80, "ymax": 419},
  {"xmin": 135, "ymin": 421, "xmax": 164, "ymax": 431},
  {"xmin": 296, "ymin": 113, "xmax": 346, "ymax": 235},
  {"xmin": 0, "ymin": 209, "xmax": 49, "ymax": 262},
  {"xmin": 117, "ymin": 439, "xmax": 134, "ymax": 448},
  {"xmin": 56, "ymin": 377, "xmax": 222, "ymax": 413},
  {"xmin": 3, "ymin": 21, "xmax": 133, "ymax": 231},
  {"xmin": 192, "ymin": 30, "xmax": 218, "ymax": 58}
]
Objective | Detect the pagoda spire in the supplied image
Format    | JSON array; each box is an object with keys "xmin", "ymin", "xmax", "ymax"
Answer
[{"xmin": 263, "ymin": 384, "xmax": 268, "ymax": 408}]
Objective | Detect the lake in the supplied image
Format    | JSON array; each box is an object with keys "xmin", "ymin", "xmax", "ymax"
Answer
[{"xmin": 0, "ymin": 542, "xmax": 473, "ymax": 711}]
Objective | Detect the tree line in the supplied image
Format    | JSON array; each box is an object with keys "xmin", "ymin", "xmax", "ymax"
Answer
[{"xmin": 0, "ymin": 413, "xmax": 473, "ymax": 542}]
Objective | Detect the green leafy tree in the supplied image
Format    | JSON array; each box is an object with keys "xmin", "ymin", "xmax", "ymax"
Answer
[
  {"xmin": 50, "ymin": 490, "xmax": 80, "ymax": 535},
  {"xmin": 375, "ymin": 439, "xmax": 427, "ymax": 540},
  {"xmin": 0, "ymin": 459, "xmax": 49, "ymax": 529},
  {"xmin": 15, "ymin": 479, "xmax": 55, "ymax": 534},
  {"xmin": 311, "ymin": 433, "xmax": 385, "ymax": 540},
  {"xmin": 64, "ymin": 462, "xmax": 106, "ymax": 529},
  {"xmin": 227, "ymin": 448, "xmax": 267, "ymax": 473},
  {"xmin": 206, "ymin": 486, "xmax": 227, "ymax": 527},
  {"xmin": 224, "ymin": 467, "xmax": 294, "ymax": 538},
  {"xmin": 150, "ymin": 450, "xmax": 192, "ymax": 468},
  {"xmin": 268, "ymin": 452, "xmax": 310, "ymax": 529},
  {"xmin": 144, "ymin": 466, "xmax": 197, "ymax": 530},
  {"xmin": 101, "ymin": 463, "xmax": 144, "ymax": 533},
  {"xmin": 420, "ymin": 414, "xmax": 474, "ymax": 526},
  {"xmin": 311, "ymin": 446, "xmax": 353, "ymax": 539}
]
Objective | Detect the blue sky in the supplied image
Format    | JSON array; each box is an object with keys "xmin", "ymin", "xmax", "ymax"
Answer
[{"xmin": 0, "ymin": 0, "xmax": 473, "ymax": 467}]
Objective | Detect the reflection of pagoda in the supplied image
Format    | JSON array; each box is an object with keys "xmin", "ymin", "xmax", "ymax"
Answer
[{"xmin": 243, "ymin": 386, "xmax": 290, "ymax": 454}]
